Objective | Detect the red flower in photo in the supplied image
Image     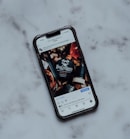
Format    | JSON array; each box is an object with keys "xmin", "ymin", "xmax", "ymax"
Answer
[{"xmin": 70, "ymin": 42, "xmax": 81, "ymax": 59}]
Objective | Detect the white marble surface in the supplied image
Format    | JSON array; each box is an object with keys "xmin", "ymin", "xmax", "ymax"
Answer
[{"xmin": 0, "ymin": 0, "xmax": 130, "ymax": 138}]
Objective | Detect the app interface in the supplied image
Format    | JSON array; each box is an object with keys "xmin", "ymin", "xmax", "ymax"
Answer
[{"xmin": 36, "ymin": 29, "xmax": 96, "ymax": 116}]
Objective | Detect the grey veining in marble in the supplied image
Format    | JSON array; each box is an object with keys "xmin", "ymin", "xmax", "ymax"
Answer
[{"xmin": 0, "ymin": 0, "xmax": 130, "ymax": 139}]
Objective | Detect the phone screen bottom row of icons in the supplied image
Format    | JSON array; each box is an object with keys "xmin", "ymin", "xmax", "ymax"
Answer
[{"xmin": 58, "ymin": 98, "xmax": 94, "ymax": 113}]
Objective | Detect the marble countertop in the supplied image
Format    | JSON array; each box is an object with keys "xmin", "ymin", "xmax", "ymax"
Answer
[{"xmin": 0, "ymin": 0, "xmax": 130, "ymax": 139}]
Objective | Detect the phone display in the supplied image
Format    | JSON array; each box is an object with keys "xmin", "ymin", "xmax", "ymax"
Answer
[{"xmin": 33, "ymin": 26, "xmax": 98, "ymax": 119}]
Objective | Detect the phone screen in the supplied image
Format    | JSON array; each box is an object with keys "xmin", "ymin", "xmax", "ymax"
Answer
[{"xmin": 35, "ymin": 28, "xmax": 97, "ymax": 117}]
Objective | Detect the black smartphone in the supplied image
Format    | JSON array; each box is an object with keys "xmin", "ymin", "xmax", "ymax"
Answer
[{"xmin": 33, "ymin": 26, "xmax": 98, "ymax": 120}]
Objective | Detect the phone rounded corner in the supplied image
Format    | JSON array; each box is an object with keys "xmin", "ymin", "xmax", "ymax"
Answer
[
  {"xmin": 33, "ymin": 35, "xmax": 39, "ymax": 48},
  {"xmin": 55, "ymin": 108, "xmax": 71, "ymax": 121},
  {"xmin": 55, "ymin": 111, "xmax": 67, "ymax": 121}
]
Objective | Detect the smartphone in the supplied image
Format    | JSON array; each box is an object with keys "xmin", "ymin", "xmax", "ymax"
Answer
[{"xmin": 33, "ymin": 26, "xmax": 98, "ymax": 120}]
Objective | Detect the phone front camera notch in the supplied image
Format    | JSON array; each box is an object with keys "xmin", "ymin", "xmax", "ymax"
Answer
[{"xmin": 46, "ymin": 31, "xmax": 61, "ymax": 38}]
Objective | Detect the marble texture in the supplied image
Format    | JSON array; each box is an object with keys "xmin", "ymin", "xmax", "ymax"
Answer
[{"xmin": 0, "ymin": 0, "xmax": 130, "ymax": 139}]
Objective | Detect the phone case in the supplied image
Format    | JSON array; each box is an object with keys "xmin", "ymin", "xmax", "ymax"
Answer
[{"xmin": 33, "ymin": 26, "xmax": 98, "ymax": 120}]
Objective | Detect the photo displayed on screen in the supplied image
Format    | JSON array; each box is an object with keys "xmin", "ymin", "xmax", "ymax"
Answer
[{"xmin": 40, "ymin": 42, "xmax": 91, "ymax": 97}]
